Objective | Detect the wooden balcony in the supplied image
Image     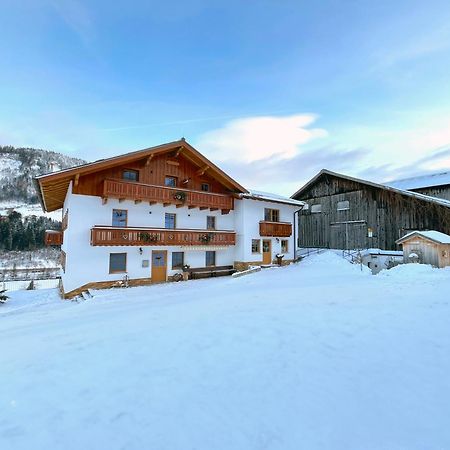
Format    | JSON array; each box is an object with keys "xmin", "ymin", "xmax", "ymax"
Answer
[
  {"xmin": 91, "ymin": 226, "xmax": 236, "ymax": 247},
  {"xmin": 103, "ymin": 179, "xmax": 234, "ymax": 212},
  {"xmin": 45, "ymin": 230, "xmax": 63, "ymax": 246},
  {"xmin": 259, "ymin": 221, "xmax": 292, "ymax": 237}
]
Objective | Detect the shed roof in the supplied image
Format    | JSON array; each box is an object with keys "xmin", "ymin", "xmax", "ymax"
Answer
[{"xmin": 396, "ymin": 230, "xmax": 450, "ymax": 245}]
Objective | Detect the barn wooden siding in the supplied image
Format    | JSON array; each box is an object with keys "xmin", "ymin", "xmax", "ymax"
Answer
[
  {"xmin": 296, "ymin": 174, "xmax": 450, "ymax": 250},
  {"xmin": 409, "ymin": 186, "xmax": 450, "ymax": 202}
]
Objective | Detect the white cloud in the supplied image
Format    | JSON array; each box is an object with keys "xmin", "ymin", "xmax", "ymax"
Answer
[{"xmin": 197, "ymin": 114, "xmax": 327, "ymax": 163}]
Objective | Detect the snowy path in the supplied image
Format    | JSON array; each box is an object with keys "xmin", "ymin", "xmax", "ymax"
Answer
[{"xmin": 1, "ymin": 253, "xmax": 450, "ymax": 450}]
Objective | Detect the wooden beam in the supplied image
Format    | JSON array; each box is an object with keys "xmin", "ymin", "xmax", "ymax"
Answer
[
  {"xmin": 199, "ymin": 206, "xmax": 208, "ymax": 210},
  {"xmin": 149, "ymin": 201, "xmax": 157, "ymax": 205},
  {"xmin": 145, "ymin": 154, "xmax": 154, "ymax": 166},
  {"xmin": 74, "ymin": 173, "xmax": 80, "ymax": 187},
  {"xmin": 102, "ymin": 198, "xmax": 108, "ymax": 205},
  {"xmin": 176, "ymin": 204, "xmax": 183, "ymax": 208},
  {"xmin": 134, "ymin": 200, "xmax": 142, "ymax": 204},
  {"xmin": 210, "ymin": 208, "xmax": 218, "ymax": 211},
  {"xmin": 163, "ymin": 202, "xmax": 171, "ymax": 207},
  {"xmin": 188, "ymin": 205, "xmax": 196, "ymax": 209},
  {"xmin": 221, "ymin": 209, "xmax": 230, "ymax": 215},
  {"xmin": 196, "ymin": 165, "xmax": 209, "ymax": 176},
  {"xmin": 119, "ymin": 198, "xmax": 125, "ymax": 203},
  {"xmin": 174, "ymin": 147, "xmax": 183, "ymax": 158}
]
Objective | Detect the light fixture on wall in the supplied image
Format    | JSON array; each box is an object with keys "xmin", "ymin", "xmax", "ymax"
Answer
[{"xmin": 139, "ymin": 247, "xmax": 143, "ymax": 255}]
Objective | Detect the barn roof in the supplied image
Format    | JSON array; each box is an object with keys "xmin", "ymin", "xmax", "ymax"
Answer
[
  {"xmin": 387, "ymin": 171, "xmax": 450, "ymax": 191},
  {"xmin": 34, "ymin": 139, "xmax": 248, "ymax": 212},
  {"xmin": 291, "ymin": 169, "xmax": 450, "ymax": 209},
  {"xmin": 396, "ymin": 230, "xmax": 450, "ymax": 245}
]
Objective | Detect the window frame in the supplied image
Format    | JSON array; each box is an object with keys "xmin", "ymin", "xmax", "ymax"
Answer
[
  {"xmin": 109, "ymin": 253, "xmax": 127, "ymax": 274},
  {"xmin": 165, "ymin": 213, "xmax": 176, "ymax": 229},
  {"xmin": 206, "ymin": 216, "xmax": 216, "ymax": 230},
  {"xmin": 164, "ymin": 176, "xmax": 178, "ymax": 187},
  {"xmin": 172, "ymin": 251, "xmax": 184, "ymax": 269},
  {"xmin": 281, "ymin": 239, "xmax": 288, "ymax": 253},
  {"xmin": 337, "ymin": 200, "xmax": 350, "ymax": 211},
  {"xmin": 122, "ymin": 169, "xmax": 139, "ymax": 182},
  {"xmin": 264, "ymin": 208, "xmax": 280, "ymax": 222},
  {"xmin": 201, "ymin": 183, "xmax": 210, "ymax": 192},
  {"xmin": 205, "ymin": 250, "xmax": 216, "ymax": 267},
  {"xmin": 252, "ymin": 239, "xmax": 261, "ymax": 254},
  {"xmin": 112, "ymin": 209, "xmax": 128, "ymax": 227}
]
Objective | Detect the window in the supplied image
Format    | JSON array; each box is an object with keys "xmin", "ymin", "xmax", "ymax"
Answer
[
  {"xmin": 206, "ymin": 216, "xmax": 216, "ymax": 230},
  {"xmin": 206, "ymin": 251, "xmax": 216, "ymax": 267},
  {"xmin": 252, "ymin": 239, "xmax": 260, "ymax": 253},
  {"xmin": 165, "ymin": 176, "xmax": 177, "ymax": 187},
  {"xmin": 109, "ymin": 253, "xmax": 127, "ymax": 273},
  {"xmin": 201, "ymin": 183, "xmax": 210, "ymax": 192},
  {"xmin": 123, "ymin": 169, "xmax": 139, "ymax": 182},
  {"xmin": 264, "ymin": 208, "xmax": 280, "ymax": 222},
  {"xmin": 172, "ymin": 252, "xmax": 184, "ymax": 269},
  {"xmin": 311, "ymin": 204, "xmax": 322, "ymax": 213},
  {"xmin": 112, "ymin": 209, "xmax": 127, "ymax": 227},
  {"xmin": 337, "ymin": 200, "xmax": 350, "ymax": 211},
  {"xmin": 165, "ymin": 213, "xmax": 176, "ymax": 229},
  {"xmin": 281, "ymin": 240, "xmax": 288, "ymax": 253}
]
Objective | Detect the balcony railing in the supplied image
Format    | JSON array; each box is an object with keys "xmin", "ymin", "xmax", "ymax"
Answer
[
  {"xmin": 45, "ymin": 230, "xmax": 63, "ymax": 246},
  {"xmin": 103, "ymin": 179, "xmax": 234, "ymax": 211},
  {"xmin": 259, "ymin": 221, "xmax": 292, "ymax": 237},
  {"xmin": 91, "ymin": 226, "xmax": 236, "ymax": 247}
]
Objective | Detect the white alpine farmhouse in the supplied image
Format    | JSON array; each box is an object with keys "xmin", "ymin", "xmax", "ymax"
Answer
[{"xmin": 35, "ymin": 139, "xmax": 303, "ymax": 298}]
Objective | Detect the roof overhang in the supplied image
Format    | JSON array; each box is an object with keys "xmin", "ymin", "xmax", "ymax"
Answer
[{"xmin": 34, "ymin": 139, "xmax": 249, "ymax": 212}]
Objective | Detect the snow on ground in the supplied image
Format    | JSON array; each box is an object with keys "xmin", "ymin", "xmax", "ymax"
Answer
[{"xmin": 1, "ymin": 252, "xmax": 450, "ymax": 450}]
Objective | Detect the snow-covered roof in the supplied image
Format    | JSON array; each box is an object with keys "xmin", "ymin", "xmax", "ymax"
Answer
[
  {"xmin": 397, "ymin": 230, "xmax": 450, "ymax": 245},
  {"xmin": 388, "ymin": 171, "xmax": 450, "ymax": 190},
  {"xmin": 292, "ymin": 169, "xmax": 450, "ymax": 209},
  {"xmin": 242, "ymin": 190, "xmax": 305, "ymax": 207}
]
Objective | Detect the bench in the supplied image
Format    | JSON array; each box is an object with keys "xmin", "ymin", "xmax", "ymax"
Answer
[{"xmin": 188, "ymin": 265, "xmax": 236, "ymax": 280}]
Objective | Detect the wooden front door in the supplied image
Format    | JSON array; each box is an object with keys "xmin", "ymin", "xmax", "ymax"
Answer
[
  {"xmin": 262, "ymin": 240, "xmax": 272, "ymax": 264},
  {"xmin": 151, "ymin": 250, "xmax": 167, "ymax": 282}
]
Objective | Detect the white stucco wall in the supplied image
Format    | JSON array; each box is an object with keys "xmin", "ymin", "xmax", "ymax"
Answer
[
  {"xmin": 61, "ymin": 188, "xmax": 300, "ymax": 293},
  {"xmin": 234, "ymin": 198, "xmax": 299, "ymax": 263},
  {"xmin": 61, "ymin": 190, "xmax": 236, "ymax": 292}
]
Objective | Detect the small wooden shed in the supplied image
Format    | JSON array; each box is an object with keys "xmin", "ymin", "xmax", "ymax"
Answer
[{"xmin": 396, "ymin": 230, "xmax": 450, "ymax": 268}]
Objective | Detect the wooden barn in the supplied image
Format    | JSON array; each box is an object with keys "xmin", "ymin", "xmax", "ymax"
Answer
[
  {"xmin": 291, "ymin": 169, "xmax": 450, "ymax": 251},
  {"xmin": 388, "ymin": 171, "xmax": 450, "ymax": 201},
  {"xmin": 396, "ymin": 230, "xmax": 450, "ymax": 268}
]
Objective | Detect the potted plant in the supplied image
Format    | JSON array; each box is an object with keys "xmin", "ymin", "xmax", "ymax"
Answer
[
  {"xmin": 182, "ymin": 264, "xmax": 190, "ymax": 281},
  {"xmin": 173, "ymin": 191, "xmax": 186, "ymax": 202}
]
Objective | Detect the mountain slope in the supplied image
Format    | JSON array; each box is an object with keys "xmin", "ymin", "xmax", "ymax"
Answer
[{"xmin": 0, "ymin": 145, "xmax": 86, "ymax": 205}]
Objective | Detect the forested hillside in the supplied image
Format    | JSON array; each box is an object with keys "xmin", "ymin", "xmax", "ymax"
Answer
[{"xmin": 0, "ymin": 145, "xmax": 86, "ymax": 204}]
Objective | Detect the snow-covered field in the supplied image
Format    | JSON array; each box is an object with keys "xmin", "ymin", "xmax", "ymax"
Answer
[{"xmin": 1, "ymin": 252, "xmax": 450, "ymax": 450}]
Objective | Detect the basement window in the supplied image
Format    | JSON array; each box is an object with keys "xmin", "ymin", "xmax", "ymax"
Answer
[
  {"xmin": 337, "ymin": 200, "xmax": 350, "ymax": 211},
  {"xmin": 109, "ymin": 253, "xmax": 127, "ymax": 273},
  {"xmin": 311, "ymin": 204, "xmax": 322, "ymax": 213}
]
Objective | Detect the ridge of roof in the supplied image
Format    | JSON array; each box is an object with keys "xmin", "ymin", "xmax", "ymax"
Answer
[
  {"xmin": 291, "ymin": 169, "xmax": 450, "ymax": 209},
  {"xmin": 396, "ymin": 230, "xmax": 450, "ymax": 245}
]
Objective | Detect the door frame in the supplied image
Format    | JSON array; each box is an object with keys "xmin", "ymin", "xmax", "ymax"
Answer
[
  {"xmin": 151, "ymin": 250, "xmax": 167, "ymax": 283},
  {"xmin": 262, "ymin": 239, "xmax": 272, "ymax": 264}
]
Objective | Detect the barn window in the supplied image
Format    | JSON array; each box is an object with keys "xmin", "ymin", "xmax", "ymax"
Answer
[
  {"xmin": 337, "ymin": 200, "xmax": 350, "ymax": 211},
  {"xmin": 311, "ymin": 204, "xmax": 322, "ymax": 213}
]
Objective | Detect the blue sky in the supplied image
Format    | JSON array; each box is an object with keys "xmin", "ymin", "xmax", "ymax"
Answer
[{"xmin": 1, "ymin": 0, "xmax": 450, "ymax": 194}]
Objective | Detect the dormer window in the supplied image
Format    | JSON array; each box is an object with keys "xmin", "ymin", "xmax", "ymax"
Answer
[{"xmin": 123, "ymin": 169, "xmax": 139, "ymax": 182}]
